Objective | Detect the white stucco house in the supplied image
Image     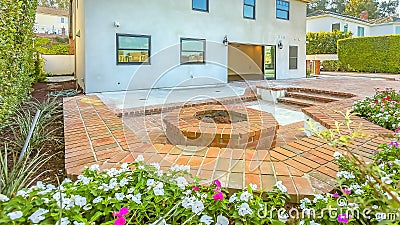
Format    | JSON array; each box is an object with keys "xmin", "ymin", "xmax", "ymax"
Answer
[
  {"xmin": 307, "ymin": 10, "xmax": 400, "ymax": 37},
  {"xmin": 34, "ymin": 7, "xmax": 69, "ymax": 36},
  {"xmin": 71, "ymin": 0, "xmax": 311, "ymax": 93}
]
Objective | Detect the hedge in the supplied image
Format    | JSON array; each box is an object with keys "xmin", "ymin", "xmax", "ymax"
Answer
[
  {"xmin": 35, "ymin": 37, "xmax": 70, "ymax": 55},
  {"xmin": 338, "ymin": 35, "xmax": 400, "ymax": 74},
  {"xmin": 306, "ymin": 31, "xmax": 352, "ymax": 55},
  {"xmin": 0, "ymin": 0, "xmax": 37, "ymax": 127}
]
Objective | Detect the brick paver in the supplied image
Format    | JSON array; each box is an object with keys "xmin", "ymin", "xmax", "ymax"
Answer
[{"xmin": 64, "ymin": 77, "xmax": 398, "ymax": 202}]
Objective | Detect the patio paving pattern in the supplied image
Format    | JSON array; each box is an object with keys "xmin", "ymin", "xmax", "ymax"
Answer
[{"xmin": 64, "ymin": 77, "xmax": 398, "ymax": 202}]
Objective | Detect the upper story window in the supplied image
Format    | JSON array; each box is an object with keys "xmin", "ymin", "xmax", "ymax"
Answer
[
  {"xmin": 395, "ymin": 26, "xmax": 400, "ymax": 34},
  {"xmin": 344, "ymin": 23, "xmax": 348, "ymax": 32},
  {"xmin": 357, "ymin": 26, "xmax": 365, "ymax": 36},
  {"xmin": 116, "ymin": 34, "xmax": 151, "ymax": 65},
  {"xmin": 243, "ymin": 0, "xmax": 255, "ymax": 19},
  {"xmin": 276, "ymin": 0, "xmax": 289, "ymax": 20},
  {"xmin": 332, "ymin": 23, "xmax": 340, "ymax": 31},
  {"xmin": 192, "ymin": 0, "xmax": 209, "ymax": 12},
  {"xmin": 289, "ymin": 46, "xmax": 298, "ymax": 70},
  {"xmin": 180, "ymin": 38, "xmax": 206, "ymax": 64}
]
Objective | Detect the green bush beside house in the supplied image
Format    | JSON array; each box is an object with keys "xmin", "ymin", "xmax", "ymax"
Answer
[
  {"xmin": 337, "ymin": 35, "xmax": 400, "ymax": 74},
  {"xmin": 306, "ymin": 31, "xmax": 353, "ymax": 55}
]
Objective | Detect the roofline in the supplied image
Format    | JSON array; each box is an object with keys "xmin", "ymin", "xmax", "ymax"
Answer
[{"xmin": 307, "ymin": 14, "xmax": 372, "ymax": 26}]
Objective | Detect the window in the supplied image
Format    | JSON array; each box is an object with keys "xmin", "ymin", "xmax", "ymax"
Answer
[
  {"xmin": 243, "ymin": 0, "xmax": 255, "ymax": 19},
  {"xmin": 192, "ymin": 0, "xmax": 208, "ymax": 12},
  {"xmin": 344, "ymin": 23, "xmax": 348, "ymax": 33},
  {"xmin": 276, "ymin": 0, "xmax": 289, "ymax": 20},
  {"xmin": 116, "ymin": 34, "xmax": 150, "ymax": 64},
  {"xmin": 357, "ymin": 26, "xmax": 365, "ymax": 36},
  {"xmin": 332, "ymin": 23, "xmax": 340, "ymax": 31},
  {"xmin": 60, "ymin": 17, "xmax": 65, "ymax": 23},
  {"xmin": 395, "ymin": 26, "xmax": 400, "ymax": 34},
  {"xmin": 289, "ymin": 46, "xmax": 298, "ymax": 70},
  {"xmin": 180, "ymin": 38, "xmax": 205, "ymax": 64}
]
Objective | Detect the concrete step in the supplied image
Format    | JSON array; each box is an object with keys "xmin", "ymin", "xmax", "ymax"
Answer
[
  {"xmin": 277, "ymin": 97, "xmax": 323, "ymax": 107},
  {"xmin": 286, "ymin": 91, "xmax": 343, "ymax": 103}
]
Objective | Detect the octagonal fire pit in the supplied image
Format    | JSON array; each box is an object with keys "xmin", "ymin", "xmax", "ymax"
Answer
[{"xmin": 163, "ymin": 105, "xmax": 278, "ymax": 150}]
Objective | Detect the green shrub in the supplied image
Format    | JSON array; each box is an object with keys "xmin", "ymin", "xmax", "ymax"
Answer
[
  {"xmin": 338, "ymin": 35, "xmax": 400, "ymax": 74},
  {"xmin": 322, "ymin": 60, "xmax": 354, "ymax": 72},
  {"xmin": 0, "ymin": 0, "xmax": 37, "ymax": 128},
  {"xmin": 306, "ymin": 31, "xmax": 353, "ymax": 55},
  {"xmin": 35, "ymin": 37, "xmax": 70, "ymax": 55}
]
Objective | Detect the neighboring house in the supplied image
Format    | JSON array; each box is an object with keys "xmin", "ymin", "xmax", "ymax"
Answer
[
  {"xmin": 35, "ymin": 6, "xmax": 69, "ymax": 36},
  {"xmin": 307, "ymin": 10, "xmax": 400, "ymax": 37},
  {"xmin": 72, "ymin": 0, "xmax": 311, "ymax": 93}
]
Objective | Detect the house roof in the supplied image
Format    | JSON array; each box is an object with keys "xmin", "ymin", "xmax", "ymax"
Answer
[
  {"xmin": 36, "ymin": 6, "xmax": 69, "ymax": 17},
  {"xmin": 307, "ymin": 10, "xmax": 371, "ymax": 24},
  {"xmin": 307, "ymin": 10, "xmax": 400, "ymax": 25}
]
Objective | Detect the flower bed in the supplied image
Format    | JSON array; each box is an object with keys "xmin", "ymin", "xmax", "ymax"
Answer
[
  {"xmin": 298, "ymin": 129, "xmax": 400, "ymax": 225},
  {"xmin": 0, "ymin": 156, "xmax": 288, "ymax": 225},
  {"xmin": 353, "ymin": 89, "xmax": 400, "ymax": 131}
]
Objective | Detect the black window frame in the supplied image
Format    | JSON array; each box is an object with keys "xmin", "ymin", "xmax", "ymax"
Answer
[
  {"xmin": 116, "ymin": 33, "xmax": 151, "ymax": 65},
  {"xmin": 331, "ymin": 23, "xmax": 340, "ymax": 31},
  {"xmin": 180, "ymin": 38, "xmax": 206, "ymax": 65},
  {"xmin": 243, "ymin": 0, "xmax": 256, "ymax": 20},
  {"xmin": 192, "ymin": 0, "xmax": 209, "ymax": 12},
  {"xmin": 289, "ymin": 46, "xmax": 298, "ymax": 70},
  {"xmin": 276, "ymin": 0, "xmax": 290, "ymax": 20}
]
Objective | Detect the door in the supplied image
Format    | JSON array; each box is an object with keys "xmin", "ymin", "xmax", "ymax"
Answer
[{"xmin": 264, "ymin": 46, "xmax": 276, "ymax": 79}]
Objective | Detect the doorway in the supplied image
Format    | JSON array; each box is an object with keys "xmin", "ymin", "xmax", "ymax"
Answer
[{"xmin": 264, "ymin": 46, "xmax": 276, "ymax": 80}]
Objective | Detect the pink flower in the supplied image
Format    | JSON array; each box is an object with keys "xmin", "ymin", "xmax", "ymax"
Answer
[
  {"xmin": 192, "ymin": 186, "xmax": 200, "ymax": 191},
  {"xmin": 114, "ymin": 217, "xmax": 126, "ymax": 225},
  {"xmin": 396, "ymin": 126, "xmax": 400, "ymax": 133},
  {"xmin": 342, "ymin": 189, "xmax": 351, "ymax": 195},
  {"xmin": 380, "ymin": 108, "xmax": 385, "ymax": 112},
  {"xmin": 332, "ymin": 192, "xmax": 340, "ymax": 198},
  {"xmin": 214, "ymin": 180, "xmax": 221, "ymax": 189},
  {"xmin": 113, "ymin": 207, "xmax": 129, "ymax": 218},
  {"xmin": 337, "ymin": 214, "xmax": 350, "ymax": 223},
  {"xmin": 213, "ymin": 192, "xmax": 224, "ymax": 201},
  {"xmin": 389, "ymin": 142, "xmax": 399, "ymax": 147}
]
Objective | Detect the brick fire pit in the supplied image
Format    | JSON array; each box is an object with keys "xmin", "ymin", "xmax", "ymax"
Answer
[{"xmin": 163, "ymin": 105, "xmax": 278, "ymax": 150}]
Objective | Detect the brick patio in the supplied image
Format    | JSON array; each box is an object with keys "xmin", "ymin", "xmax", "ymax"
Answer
[{"xmin": 63, "ymin": 77, "xmax": 398, "ymax": 202}]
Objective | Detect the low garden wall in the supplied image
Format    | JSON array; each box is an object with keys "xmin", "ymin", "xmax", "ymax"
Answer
[{"xmin": 42, "ymin": 55, "xmax": 74, "ymax": 75}]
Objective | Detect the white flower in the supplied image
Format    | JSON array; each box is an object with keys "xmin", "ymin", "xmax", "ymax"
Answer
[
  {"xmin": 73, "ymin": 222, "xmax": 85, "ymax": 225},
  {"xmin": 299, "ymin": 220, "xmax": 305, "ymax": 225},
  {"xmin": 274, "ymin": 181, "xmax": 287, "ymax": 193},
  {"xmin": 381, "ymin": 176, "xmax": 393, "ymax": 184},
  {"xmin": 147, "ymin": 179, "xmax": 155, "ymax": 187},
  {"xmin": 191, "ymin": 199, "xmax": 204, "ymax": 214},
  {"xmin": 229, "ymin": 193, "xmax": 237, "ymax": 203},
  {"xmin": 300, "ymin": 198, "xmax": 311, "ymax": 209},
  {"xmin": 216, "ymin": 215, "xmax": 229, "ymax": 225},
  {"xmin": 313, "ymin": 194, "xmax": 327, "ymax": 203},
  {"xmin": 375, "ymin": 212, "xmax": 387, "ymax": 221},
  {"xmin": 310, "ymin": 221, "xmax": 320, "ymax": 225},
  {"xmin": 7, "ymin": 211, "xmax": 23, "ymax": 220},
  {"xmin": 238, "ymin": 203, "xmax": 253, "ymax": 217},
  {"xmin": 135, "ymin": 154, "xmax": 144, "ymax": 162},
  {"xmin": 394, "ymin": 159, "xmax": 400, "ymax": 166},
  {"xmin": 35, "ymin": 181, "xmax": 46, "ymax": 189},
  {"xmin": 120, "ymin": 178, "xmax": 129, "ymax": 186},
  {"xmin": 92, "ymin": 196, "xmax": 103, "ymax": 204},
  {"xmin": 240, "ymin": 191, "xmax": 252, "ymax": 202},
  {"xmin": 132, "ymin": 193, "xmax": 142, "ymax": 204},
  {"xmin": 28, "ymin": 208, "xmax": 49, "ymax": 224},
  {"xmin": 74, "ymin": 195, "xmax": 87, "ymax": 207},
  {"xmin": 0, "ymin": 194, "xmax": 9, "ymax": 202},
  {"xmin": 154, "ymin": 182, "xmax": 164, "ymax": 196},
  {"xmin": 89, "ymin": 164, "xmax": 100, "ymax": 171},
  {"xmin": 121, "ymin": 163, "xmax": 129, "ymax": 171},
  {"xmin": 336, "ymin": 171, "xmax": 355, "ymax": 179},
  {"xmin": 333, "ymin": 151, "xmax": 343, "ymax": 159},
  {"xmin": 200, "ymin": 215, "xmax": 213, "ymax": 225},
  {"xmin": 151, "ymin": 163, "xmax": 161, "ymax": 171},
  {"xmin": 42, "ymin": 198, "xmax": 50, "ymax": 204},
  {"xmin": 83, "ymin": 204, "xmax": 92, "ymax": 211},
  {"xmin": 77, "ymin": 175, "xmax": 90, "ymax": 185},
  {"xmin": 56, "ymin": 217, "xmax": 70, "ymax": 225},
  {"xmin": 249, "ymin": 183, "xmax": 258, "ymax": 191},
  {"xmin": 182, "ymin": 196, "xmax": 194, "ymax": 209},
  {"xmin": 16, "ymin": 190, "xmax": 29, "ymax": 198},
  {"xmin": 115, "ymin": 193, "xmax": 125, "ymax": 201},
  {"xmin": 128, "ymin": 188, "xmax": 135, "ymax": 194},
  {"xmin": 176, "ymin": 177, "xmax": 188, "ymax": 190}
]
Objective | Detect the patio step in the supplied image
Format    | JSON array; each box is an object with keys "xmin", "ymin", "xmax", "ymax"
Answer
[
  {"xmin": 278, "ymin": 97, "xmax": 324, "ymax": 107},
  {"xmin": 285, "ymin": 91, "xmax": 344, "ymax": 103}
]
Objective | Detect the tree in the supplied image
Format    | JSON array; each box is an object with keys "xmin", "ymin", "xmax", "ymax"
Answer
[
  {"xmin": 344, "ymin": 0, "xmax": 379, "ymax": 19},
  {"xmin": 38, "ymin": 0, "xmax": 69, "ymax": 9},
  {"xmin": 330, "ymin": 0, "xmax": 348, "ymax": 13},
  {"xmin": 307, "ymin": 0, "xmax": 330, "ymax": 14},
  {"xmin": 379, "ymin": 0, "xmax": 399, "ymax": 17}
]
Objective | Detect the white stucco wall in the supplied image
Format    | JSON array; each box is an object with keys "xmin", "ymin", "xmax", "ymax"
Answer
[
  {"xmin": 80, "ymin": 0, "xmax": 307, "ymax": 93},
  {"xmin": 42, "ymin": 55, "xmax": 74, "ymax": 75},
  {"xmin": 307, "ymin": 16, "xmax": 370, "ymax": 37},
  {"xmin": 35, "ymin": 13, "xmax": 69, "ymax": 35},
  {"xmin": 73, "ymin": 0, "xmax": 85, "ymax": 90},
  {"xmin": 370, "ymin": 24, "xmax": 397, "ymax": 36}
]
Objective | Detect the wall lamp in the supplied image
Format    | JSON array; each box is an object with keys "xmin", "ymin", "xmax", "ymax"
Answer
[
  {"xmin": 223, "ymin": 35, "xmax": 228, "ymax": 46},
  {"xmin": 277, "ymin": 40, "xmax": 283, "ymax": 49}
]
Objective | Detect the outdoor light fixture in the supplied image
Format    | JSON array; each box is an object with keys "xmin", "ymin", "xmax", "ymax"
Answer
[
  {"xmin": 277, "ymin": 40, "xmax": 283, "ymax": 49},
  {"xmin": 223, "ymin": 35, "xmax": 228, "ymax": 46},
  {"xmin": 114, "ymin": 21, "xmax": 120, "ymax": 27}
]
